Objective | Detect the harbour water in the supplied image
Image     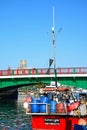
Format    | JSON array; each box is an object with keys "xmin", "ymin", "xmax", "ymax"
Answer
[{"xmin": 0, "ymin": 94, "xmax": 32, "ymax": 130}]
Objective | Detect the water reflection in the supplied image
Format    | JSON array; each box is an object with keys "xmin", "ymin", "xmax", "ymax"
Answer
[{"xmin": 0, "ymin": 95, "xmax": 32, "ymax": 130}]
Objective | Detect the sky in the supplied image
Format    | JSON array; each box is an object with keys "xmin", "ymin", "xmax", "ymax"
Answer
[{"xmin": 0, "ymin": 0, "xmax": 87, "ymax": 69}]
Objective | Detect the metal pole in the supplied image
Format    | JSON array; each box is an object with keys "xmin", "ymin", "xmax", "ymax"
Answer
[{"xmin": 52, "ymin": 6, "xmax": 57, "ymax": 87}]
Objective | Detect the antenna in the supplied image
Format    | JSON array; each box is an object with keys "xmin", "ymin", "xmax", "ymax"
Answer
[{"xmin": 52, "ymin": 6, "xmax": 57, "ymax": 87}]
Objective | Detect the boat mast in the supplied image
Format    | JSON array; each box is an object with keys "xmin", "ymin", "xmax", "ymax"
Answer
[{"xmin": 52, "ymin": 6, "xmax": 57, "ymax": 87}]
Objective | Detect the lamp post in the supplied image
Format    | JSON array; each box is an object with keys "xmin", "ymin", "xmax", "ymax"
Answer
[{"xmin": 52, "ymin": 6, "xmax": 57, "ymax": 87}]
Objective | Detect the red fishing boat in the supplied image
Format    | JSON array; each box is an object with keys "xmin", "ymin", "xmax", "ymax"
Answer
[
  {"xmin": 23, "ymin": 82, "xmax": 87, "ymax": 130},
  {"xmin": 23, "ymin": 7, "xmax": 87, "ymax": 130}
]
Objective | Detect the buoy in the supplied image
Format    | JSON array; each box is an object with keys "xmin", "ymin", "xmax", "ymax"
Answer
[
  {"xmin": 78, "ymin": 118, "xmax": 87, "ymax": 125},
  {"xmin": 23, "ymin": 102, "xmax": 29, "ymax": 109},
  {"xmin": 26, "ymin": 107, "xmax": 31, "ymax": 113},
  {"xmin": 23, "ymin": 96, "xmax": 32, "ymax": 109},
  {"xmin": 24, "ymin": 96, "xmax": 32, "ymax": 103},
  {"xmin": 67, "ymin": 101, "xmax": 80, "ymax": 112}
]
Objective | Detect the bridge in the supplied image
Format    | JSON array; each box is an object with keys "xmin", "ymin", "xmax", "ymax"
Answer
[{"xmin": 0, "ymin": 67, "xmax": 87, "ymax": 91}]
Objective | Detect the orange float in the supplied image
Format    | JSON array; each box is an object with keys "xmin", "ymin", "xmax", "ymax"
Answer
[{"xmin": 78, "ymin": 118, "xmax": 87, "ymax": 125}]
